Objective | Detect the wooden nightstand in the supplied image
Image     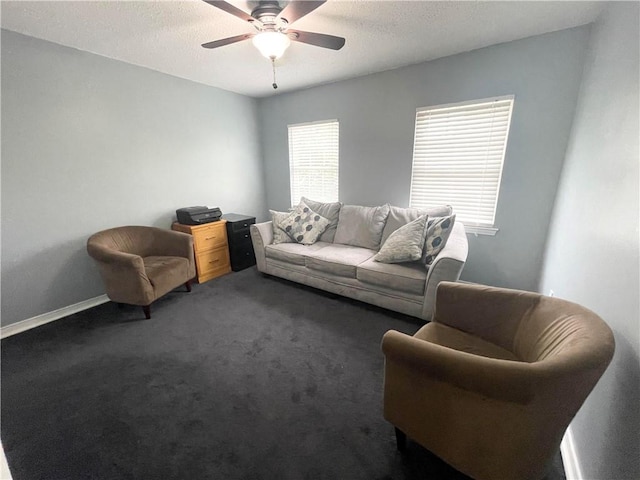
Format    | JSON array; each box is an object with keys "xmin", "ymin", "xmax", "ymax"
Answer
[
  {"xmin": 222, "ymin": 213, "xmax": 256, "ymax": 271},
  {"xmin": 172, "ymin": 221, "xmax": 231, "ymax": 283}
]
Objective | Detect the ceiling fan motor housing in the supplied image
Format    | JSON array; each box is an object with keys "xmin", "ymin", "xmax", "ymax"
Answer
[{"xmin": 251, "ymin": 1, "xmax": 287, "ymax": 30}]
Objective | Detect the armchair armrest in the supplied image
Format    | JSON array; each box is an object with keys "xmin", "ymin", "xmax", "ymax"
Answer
[
  {"xmin": 86, "ymin": 243, "xmax": 153, "ymax": 305},
  {"xmin": 87, "ymin": 243, "xmax": 145, "ymax": 270},
  {"xmin": 381, "ymin": 329, "xmax": 536, "ymax": 404}
]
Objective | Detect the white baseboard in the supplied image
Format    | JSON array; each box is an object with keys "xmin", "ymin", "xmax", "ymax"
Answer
[
  {"xmin": 0, "ymin": 295, "xmax": 110, "ymax": 339},
  {"xmin": 561, "ymin": 426, "xmax": 583, "ymax": 480},
  {"xmin": 0, "ymin": 440, "xmax": 12, "ymax": 480}
]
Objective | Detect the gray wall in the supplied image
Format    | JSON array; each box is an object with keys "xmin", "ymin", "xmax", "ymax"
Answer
[
  {"xmin": 540, "ymin": 3, "xmax": 639, "ymax": 479},
  {"xmin": 258, "ymin": 27, "xmax": 590, "ymax": 292},
  {"xmin": 1, "ymin": 30, "xmax": 266, "ymax": 326}
]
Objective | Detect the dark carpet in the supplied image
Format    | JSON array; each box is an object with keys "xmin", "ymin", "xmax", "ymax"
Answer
[{"xmin": 2, "ymin": 267, "xmax": 565, "ymax": 480}]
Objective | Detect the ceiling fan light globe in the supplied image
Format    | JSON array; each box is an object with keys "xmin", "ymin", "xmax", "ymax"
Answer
[{"xmin": 252, "ymin": 32, "xmax": 291, "ymax": 59}]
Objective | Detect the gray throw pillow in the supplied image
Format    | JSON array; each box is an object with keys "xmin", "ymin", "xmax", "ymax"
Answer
[
  {"xmin": 381, "ymin": 204, "xmax": 453, "ymax": 246},
  {"xmin": 333, "ymin": 204, "xmax": 391, "ymax": 250},
  {"xmin": 423, "ymin": 214, "xmax": 456, "ymax": 265},
  {"xmin": 374, "ymin": 215, "xmax": 428, "ymax": 264},
  {"xmin": 279, "ymin": 201, "xmax": 330, "ymax": 245},
  {"xmin": 270, "ymin": 210, "xmax": 295, "ymax": 244},
  {"xmin": 301, "ymin": 197, "xmax": 342, "ymax": 243}
]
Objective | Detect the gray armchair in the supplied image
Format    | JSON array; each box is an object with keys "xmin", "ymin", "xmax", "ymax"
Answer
[{"xmin": 87, "ymin": 226, "xmax": 196, "ymax": 318}]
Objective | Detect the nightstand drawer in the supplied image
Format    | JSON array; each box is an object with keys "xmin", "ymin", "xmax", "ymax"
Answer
[
  {"xmin": 196, "ymin": 247, "xmax": 230, "ymax": 279},
  {"xmin": 192, "ymin": 223, "xmax": 227, "ymax": 251}
]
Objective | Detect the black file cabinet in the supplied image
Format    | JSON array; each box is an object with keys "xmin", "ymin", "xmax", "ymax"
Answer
[{"xmin": 222, "ymin": 213, "xmax": 256, "ymax": 272}]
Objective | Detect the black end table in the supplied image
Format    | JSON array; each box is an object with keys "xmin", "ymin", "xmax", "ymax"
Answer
[{"xmin": 222, "ymin": 213, "xmax": 256, "ymax": 271}]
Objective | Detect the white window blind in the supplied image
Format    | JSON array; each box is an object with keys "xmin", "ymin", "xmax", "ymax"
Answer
[
  {"xmin": 409, "ymin": 96, "xmax": 514, "ymax": 231},
  {"xmin": 288, "ymin": 120, "xmax": 339, "ymax": 206}
]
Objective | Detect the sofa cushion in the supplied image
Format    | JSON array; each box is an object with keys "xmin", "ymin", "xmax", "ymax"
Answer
[
  {"xmin": 265, "ymin": 242, "xmax": 330, "ymax": 265},
  {"xmin": 357, "ymin": 258, "xmax": 427, "ymax": 296},
  {"xmin": 270, "ymin": 210, "xmax": 295, "ymax": 245},
  {"xmin": 279, "ymin": 201, "xmax": 330, "ymax": 245},
  {"xmin": 423, "ymin": 214, "xmax": 456, "ymax": 265},
  {"xmin": 381, "ymin": 205, "xmax": 453, "ymax": 245},
  {"xmin": 304, "ymin": 244, "xmax": 377, "ymax": 278},
  {"xmin": 374, "ymin": 215, "xmax": 428, "ymax": 264},
  {"xmin": 333, "ymin": 204, "xmax": 390, "ymax": 250},
  {"xmin": 301, "ymin": 197, "xmax": 342, "ymax": 243}
]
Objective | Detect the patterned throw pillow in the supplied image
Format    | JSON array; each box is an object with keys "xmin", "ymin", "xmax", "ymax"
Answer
[
  {"xmin": 270, "ymin": 210, "xmax": 295, "ymax": 244},
  {"xmin": 423, "ymin": 214, "xmax": 456, "ymax": 265},
  {"xmin": 301, "ymin": 197, "xmax": 342, "ymax": 243},
  {"xmin": 279, "ymin": 202, "xmax": 330, "ymax": 245},
  {"xmin": 374, "ymin": 215, "xmax": 428, "ymax": 264}
]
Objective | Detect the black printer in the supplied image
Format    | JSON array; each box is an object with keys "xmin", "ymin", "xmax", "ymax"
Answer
[{"xmin": 176, "ymin": 206, "xmax": 222, "ymax": 225}]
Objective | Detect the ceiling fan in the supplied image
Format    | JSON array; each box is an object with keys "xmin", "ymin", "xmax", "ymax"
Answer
[{"xmin": 201, "ymin": 1, "xmax": 345, "ymax": 88}]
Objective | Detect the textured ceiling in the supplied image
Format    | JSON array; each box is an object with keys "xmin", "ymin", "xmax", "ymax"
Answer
[{"xmin": 1, "ymin": 1, "xmax": 604, "ymax": 98}]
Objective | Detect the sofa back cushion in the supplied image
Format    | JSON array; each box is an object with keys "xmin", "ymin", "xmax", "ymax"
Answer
[
  {"xmin": 301, "ymin": 197, "xmax": 342, "ymax": 243},
  {"xmin": 381, "ymin": 205, "xmax": 453, "ymax": 246},
  {"xmin": 334, "ymin": 204, "xmax": 390, "ymax": 249}
]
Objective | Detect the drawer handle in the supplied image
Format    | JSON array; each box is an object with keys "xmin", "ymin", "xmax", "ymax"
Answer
[
  {"xmin": 208, "ymin": 259, "xmax": 220, "ymax": 264},
  {"xmin": 243, "ymin": 223, "xmax": 248, "ymax": 227},
  {"xmin": 205, "ymin": 236, "xmax": 216, "ymax": 240},
  {"xmin": 244, "ymin": 234, "xmax": 249, "ymax": 238}
]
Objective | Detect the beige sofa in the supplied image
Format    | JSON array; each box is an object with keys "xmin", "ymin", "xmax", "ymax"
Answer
[{"xmin": 250, "ymin": 204, "xmax": 469, "ymax": 321}]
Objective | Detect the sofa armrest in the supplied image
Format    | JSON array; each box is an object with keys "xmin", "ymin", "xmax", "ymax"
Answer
[
  {"xmin": 421, "ymin": 221, "xmax": 469, "ymax": 321},
  {"xmin": 250, "ymin": 221, "xmax": 273, "ymax": 272},
  {"xmin": 382, "ymin": 329, "xmax": 535, "ymax": 404}
]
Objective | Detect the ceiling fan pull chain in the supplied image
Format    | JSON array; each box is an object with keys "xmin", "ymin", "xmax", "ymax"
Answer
[{"xmin": 271, "ymin": 58, "xmax": 278, "ymax": 89}]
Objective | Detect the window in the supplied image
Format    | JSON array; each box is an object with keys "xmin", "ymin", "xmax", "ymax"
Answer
[
  {"xmin": 409, "ymin": 96, "xmax": 514, "ymax": 235},
  {"xmin": 288, "ymin": 120, "xmax": 339, "ymax": 206}
]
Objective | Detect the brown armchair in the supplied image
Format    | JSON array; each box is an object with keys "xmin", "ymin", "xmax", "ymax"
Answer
[
  {"xmin": 382, "ymin": 281, "xmax": 615, "ymax": 480},
  {"xmin": 87, "ymin": 226, "xmax": 196, "ymax": 319}
]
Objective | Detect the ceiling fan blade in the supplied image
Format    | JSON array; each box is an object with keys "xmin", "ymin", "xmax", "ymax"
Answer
[
  {"xmin": 201, "ymin": 33, "xmax": 254, "ymax": 49},
  {"xmin": 277, "ymin": 0, "xmax": 326, "ymax": 25},
  {"xmin": 287, "ymin": 29, "xmax": 345, "ymax": 50},
  {"xmin": 202, "ymin": 1, "xmax": 257, "ymax": 23}
]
